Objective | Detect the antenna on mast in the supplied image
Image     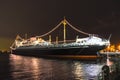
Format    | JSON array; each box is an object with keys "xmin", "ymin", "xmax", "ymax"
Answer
[{"xmin": 108, "ymin": 34, "xmax": 112, "ymax": 40}]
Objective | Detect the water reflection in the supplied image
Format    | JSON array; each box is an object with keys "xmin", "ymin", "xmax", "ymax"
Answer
[
  {"xmin": 72, "ymin": 61, "xmax": 103, "ymax": 80},
  {"xmin": 73, "ymin": 62, "xmax": 84, "ymax": 80},
  {"xmin": 8, "ymin": 54, "xmax": 103, "ymax": 80},
  {"xmin": 10, "ymin": 54, "xmax": 41, "ymax": 80}
]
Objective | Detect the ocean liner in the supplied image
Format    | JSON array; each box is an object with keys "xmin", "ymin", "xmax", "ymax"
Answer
[{"xmin": 10, "ymin": 18, "xmax": 110, "ymax": 56}]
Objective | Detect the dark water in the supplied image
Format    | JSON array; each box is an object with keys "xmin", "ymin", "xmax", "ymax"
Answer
[{"xmin": 0, "ymin": 54, "xmax": 105, "ymax": 80}]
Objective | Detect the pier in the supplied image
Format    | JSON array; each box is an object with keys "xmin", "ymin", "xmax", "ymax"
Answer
[
  {"xmin": 99, "ymin": 52, "xmax": 120, "ymax": 58},
  {"xmin": 100, "ymin": 52, "xmax": 120, "ymax": 55}
]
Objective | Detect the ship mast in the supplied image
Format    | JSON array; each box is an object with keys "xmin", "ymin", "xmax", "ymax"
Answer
[
  {"xmin": 49, "ymin": 35, "xmax": 51, "ymax": 44},
  {"xmin": 56, "ymin": 36, "xmax": 58, "ymax": 44},
  {"xmin": 25, "ymin": 33, "xmax": 27, "ymax": 40},
  {"xmin": 63, "ymin": 17, "xmax": 67, "ymax": 44}
]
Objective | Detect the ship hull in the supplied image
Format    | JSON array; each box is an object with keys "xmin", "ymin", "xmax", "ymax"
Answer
[{"xmin": 11, "ymin": 45, "xmax": 106, "ymax": 56}]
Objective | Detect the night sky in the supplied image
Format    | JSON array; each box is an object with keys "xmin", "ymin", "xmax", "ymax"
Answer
[{"xmin": 0, "ymin": 0, "xmax": 120, "ymax": 50}]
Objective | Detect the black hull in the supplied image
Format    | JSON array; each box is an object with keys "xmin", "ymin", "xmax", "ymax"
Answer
[{"xmin": 12, "ymin": 45, "xmax": 106, "ymax": 56}]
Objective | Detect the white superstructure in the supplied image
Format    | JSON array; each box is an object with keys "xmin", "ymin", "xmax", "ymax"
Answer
[{"xmin": 76, "ymin": 35, "xmax": 110, "ymax": 46}]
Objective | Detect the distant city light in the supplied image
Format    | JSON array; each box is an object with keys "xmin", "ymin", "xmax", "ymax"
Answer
[{"xmin": 101, "ymin": 44, "xmax": 120, "ymax": 52}]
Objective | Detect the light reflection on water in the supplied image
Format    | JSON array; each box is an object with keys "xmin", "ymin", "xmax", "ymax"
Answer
[
  {"xmin": 72, "ymin": 61, "xmax": 103, "ymax": 80},
  {"xmin": 6, "ymin": 54, "xmax": 104, "ymax": 80}
]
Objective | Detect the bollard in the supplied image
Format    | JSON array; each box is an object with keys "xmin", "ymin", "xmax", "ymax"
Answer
[{"xmin": 101, "ymin": 65, "xmax": 110, "ymax": 80}]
